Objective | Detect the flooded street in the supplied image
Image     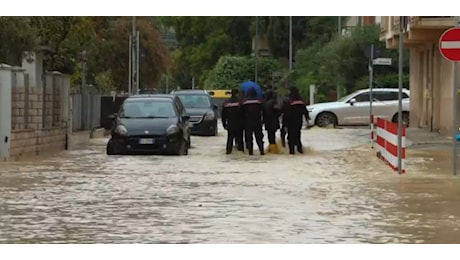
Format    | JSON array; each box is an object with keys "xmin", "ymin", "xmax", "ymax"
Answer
[{"xmin": 1, "ymin": 126, "xmax": 460, "ymax": 243}]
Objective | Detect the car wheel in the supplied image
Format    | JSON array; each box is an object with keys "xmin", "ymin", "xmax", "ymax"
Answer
[
  {"xmin": 315, "ymin": 112, "xmax": 338, "ymax": 128},
  {"xmin": 106, "ymin": 140, "xmax": 117, "ymax": 155},
  {"xmin": 402, "ymin": 112, "xmax": 410, "ymax": 127},
  {"xmin": 392, "ymin": 112, "xmax": 410, "ymax": 127}
]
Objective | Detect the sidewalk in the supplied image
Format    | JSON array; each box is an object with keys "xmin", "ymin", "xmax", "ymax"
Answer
[{"xmin": 406, "ymin": 127, "xmax": 452, "ymax": 148}]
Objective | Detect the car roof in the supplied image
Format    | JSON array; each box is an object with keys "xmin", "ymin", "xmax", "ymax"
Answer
[
  {"xmin": 356, "ymin": 88, "xmax": 410, "ymax": 93},
  {"xmin": 171, "ymin": 89, "xmax": 209, "ymax": 95},
  {"xmin": 125, "ymin": 94, "xmax": 175, "ymax": 102}
]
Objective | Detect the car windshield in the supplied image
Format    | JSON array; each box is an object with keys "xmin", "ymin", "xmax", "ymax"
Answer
[
  {"xmin": 336, "ymin": 91, "xmax": 360, "ymax": 102},
  {"xmin": 177, "ymin": 94, "xmax": 211, "ymax": 108},
  {"xmin": 119, "ymin": 100, "xmax": 177, "ymax": 118}
]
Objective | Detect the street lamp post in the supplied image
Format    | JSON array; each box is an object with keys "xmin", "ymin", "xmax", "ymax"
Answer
[
  {"xmin": 336, "ymin": 16, "xmax": 342, "ymax": 99},
  {"xmin": 129, "ymin": 16, "xmax": 140, "ymax": 95},
  {"xmin": 255, "ymin": 16, "xmax": 259, "ymax": 84},
  {"xmin": 289, "ymin": 16, "xmax": 293, "ymax": 71}
]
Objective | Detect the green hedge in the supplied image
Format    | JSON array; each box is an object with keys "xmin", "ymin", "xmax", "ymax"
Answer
[
  {"xmin": 355, "ymin": 73, "xmax": 409, "ymax": 91},
  {"xmin": 204, "ymin": 55, "xmax": 282, "ymax": 89}
]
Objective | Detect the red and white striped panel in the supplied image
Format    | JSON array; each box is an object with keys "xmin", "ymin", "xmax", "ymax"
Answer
[{"xmin": 376, "ymin": 118, "xmax": 406, "ymax": 173}]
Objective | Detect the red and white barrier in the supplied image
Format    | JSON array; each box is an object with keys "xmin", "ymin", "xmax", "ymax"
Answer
[
  {"xmin": 370, "ymin": 114, "xmax": 375, "ymax": 149},
  {"xmin": 375, "ymin": 117, "xmax": 406, "ymax": 173}
]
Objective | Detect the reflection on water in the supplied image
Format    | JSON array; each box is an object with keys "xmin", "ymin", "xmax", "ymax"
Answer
[{"xmin": 1, "ymin": 128, "xmax": 460, "ymax": 243}]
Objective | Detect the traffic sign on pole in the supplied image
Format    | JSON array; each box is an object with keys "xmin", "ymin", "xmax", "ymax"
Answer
[
  {"xmin": 439, "ymin": 27, "xmax": 460, "ymax": 62},
  {"xmin": 373, "ymin": 58, "xmax": 392, "ymax": 66},
  {"xmin": 439, "ymin": 20, "xmax": 460, "ymax": 176}
]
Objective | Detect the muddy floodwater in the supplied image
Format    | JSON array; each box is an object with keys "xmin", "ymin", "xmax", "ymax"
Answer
[{"xmin": 1, "ymin": 126, "xmax": 460, "ymax": 243}]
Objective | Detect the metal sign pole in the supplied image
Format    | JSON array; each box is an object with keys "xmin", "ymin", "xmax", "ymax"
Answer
[
  {"xmin": 369, "ymin": 44, "xmax": 374, "ymax": 147},
  {"xmin": 337, "ymin": 16, "xmax": 342, "ymax": 100},
  {"xmin": 289, "ymin": 16, "xmax": 292, "ymax": 71},
  {"xmin": 136, "ymin": 31, "xmax": 140, "ymax": 94},
  {"xmin": 454, "ymin": 62, "xmax": 458, "ymax": 176},
  {"xmin": 397, "ymin": 17, "xmax": 404, "ymax": 175},
  {"xmin": 128, "ymin": 35, "xmax": 132, "ymax": 96},
  {"xmin": 255, "ymin": 16, "xmax": 259, "ymax": 85},
  {"xmin": 453, "ymin": 16, "xmax": 460, "ymax": 176}
]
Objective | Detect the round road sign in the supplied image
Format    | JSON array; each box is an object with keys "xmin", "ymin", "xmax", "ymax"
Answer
[{"xmin": 439, "ymin": 27, "xmax": 460, "ymax": 62}]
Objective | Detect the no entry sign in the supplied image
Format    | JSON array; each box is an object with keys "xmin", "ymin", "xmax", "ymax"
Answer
[{"xmin": 440, "ymin": 27, "xmax": 460, "ymax": 61}]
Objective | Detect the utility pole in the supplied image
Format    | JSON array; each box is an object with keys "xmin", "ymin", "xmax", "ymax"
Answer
[
  {"xmin": 338, "ymin": 16, "xmax": 342, "ymax": 35},
  {"xmin": 337, "ymin": 16, "xmax": 342, "ymax": 100},
  {"xmin": 136, "ymin": 30, "xmax": 140, "ymax": 93},
  {"xmin": 128, "ymin": 34, "xmax": 132, "ymax": 96},
  {"xmin": 397, "ymin": 17, "xmax": 404, "ymax": 175},
  {"xmin": 255, "ymin": 16, "xmax": 259, "ymax": 84},
  {"xmin": 369, "ymin": 44, "xmax": 375, "ymax": 149},
  {"xmin": 129, "ymin": 16, "xmax": 139, "ymax": 95},
  {"xmin": 81, "ymin": 50, "xmax": 87, "ymax": 130},
  {"xmin": 453, "ymin": 16, "xmax": 460, "ymax": 176},
  {"xmin": 289, "ymin": 16, "xmax": 293, "ymax": 71},
  {"xmin": 165, "ymin": 74, "xmax": 169, "ymax": 94}
]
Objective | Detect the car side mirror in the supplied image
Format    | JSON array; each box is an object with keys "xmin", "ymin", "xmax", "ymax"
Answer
[
  {"xmin": 182, "ymin": 115, "xmax": 190, "ymax": 121},
  {"xmin": 108, "ymin": 113, "xmax": 117, "ymax": 120},
  {"xmin": 349, "ymin": 98, "xmax": 356, "ymax": 106}
]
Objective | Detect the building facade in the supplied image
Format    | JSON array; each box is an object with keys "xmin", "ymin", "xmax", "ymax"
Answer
[{"xmin": 380, "ymin": 16, "xmax": 458, "ymax": 136}]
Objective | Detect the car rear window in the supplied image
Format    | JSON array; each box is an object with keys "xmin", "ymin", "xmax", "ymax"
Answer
[
  {"xmin": 177, "ymin": 94, "xmax": 211, "ymax": 108},
  {"xmin": 120, "ymin": 100, "xmax": 177, "ymax": 118}
]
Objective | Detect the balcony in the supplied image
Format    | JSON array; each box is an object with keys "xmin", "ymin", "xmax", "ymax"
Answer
[
  {"xmin": 409, "ymin": 16, "xmax": 456, "ymax": 29},
  {"xmin": 379, "ymin": 17, "xmax": 389, "ymax": 40}
]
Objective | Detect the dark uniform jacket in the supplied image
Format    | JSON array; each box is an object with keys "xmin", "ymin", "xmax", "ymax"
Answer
[
  {"xmin": 241, "ymin": 97, "xmax": 263, "ymax": 125},
  {"xmin": 282, "ymin": 97, "xmax": 310, "ymax": 128},
  {"xmin": 221, "ymin": 97, "xmax": 243, "ymax": 130},
  {"xmin": 263, "ymin": 98, "xmax": 281, "ymax": 130}
]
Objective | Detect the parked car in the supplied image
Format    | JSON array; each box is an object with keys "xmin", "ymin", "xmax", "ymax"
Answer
[
  {"xmin": 171, "ymin": 89, "xmax": 219, "ymax": 136},
  {"xmin": 307, "ymin": 88, "xmax": 410, "ymax": 127},
  {"xmin": 106, "ymin": 94, "xmax": 191, "ymax": 155}
]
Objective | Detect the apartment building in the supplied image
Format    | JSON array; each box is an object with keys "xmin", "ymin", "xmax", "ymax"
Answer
[
  {"xmin": 380, "ymin": 16, "xmax": 459, "ymax": 136},
  {"xmin": 343, "ymin": 16, "xmax": 381, "ymax": 35},
  {"xmin": 346, "ymin": 16, "xmax": 380, "ymax": 28}
]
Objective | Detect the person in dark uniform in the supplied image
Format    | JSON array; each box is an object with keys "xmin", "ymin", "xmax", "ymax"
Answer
[
  {"xmin": 222, "ymin": 88, "xmax": 244, "ymax": 154},
  {"xmin": 241, "ymin": 87, "xmax": 265, "ymax": 156},
  {"xmin": 280, "ymin": 92, "xmax": 290, "ymax": 148},
  {"xmin": 281, "ymin": 87, "xmax": 310, "ymax": 155},
  {"xmin": 263, "ymin": 90, "xmax": 281, "ymax": 153}
]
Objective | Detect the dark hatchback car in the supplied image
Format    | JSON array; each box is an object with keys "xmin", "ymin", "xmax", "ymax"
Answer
[
  {"xmin": 171, "ymin": 89, "xmax": 218, "ymax": 136},
  {"xmin": 106, "ymin": 94, "xmax": 191, "ymax": 155}
]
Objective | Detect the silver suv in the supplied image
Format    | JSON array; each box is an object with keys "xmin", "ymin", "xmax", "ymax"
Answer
[{"xmin": 306, "ymin": 88, "xmax": 410, "ymax": 127}]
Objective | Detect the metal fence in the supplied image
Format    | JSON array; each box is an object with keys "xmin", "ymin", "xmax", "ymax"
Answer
[{"xmin": 71, "ymin": 86, "xmax": 101, "ymax": 131}]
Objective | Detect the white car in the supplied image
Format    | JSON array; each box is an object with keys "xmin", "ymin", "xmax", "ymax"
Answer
[{"xmin": 306, "ymin": 88, "xmax": 410, "ymax": 127}]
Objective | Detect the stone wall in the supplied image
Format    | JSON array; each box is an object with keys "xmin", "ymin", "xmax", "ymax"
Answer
[
  {"xmin": 10, "ymin": 128, "xmax": 67, "ymax": 160},
  {"xmin": 0, "ymin": 51, "xmax": 103, "ymax": 161},
  {"xmin": 2, "ymin": 64, "xmax": 70, "ymax": 160}
]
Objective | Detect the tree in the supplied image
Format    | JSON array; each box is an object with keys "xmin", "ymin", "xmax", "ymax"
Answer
[
  {"xmin": 168, "ymin": 16, "xmax": 252, "ymax": 88},
  {"xmin": 86, "ymin": 17, "xmax": 171, "ymax": 91},
  {"xmin": 252, "ymin": 16, "xmax": 341, "ymax": 60},
  {"xmin": 1, "ymin": 16, "xmax": 172, "ymax": 92},
  {"xmin": 30, "ymin": 17, "xmax": 96, "ymax": 74},
  {"xmin": 0, "ymin": 17, "xmax": 37, "ymax": 65},
  {"xmin": 205, "ymin": 56, "xmax": 282, "ymax": 89},
  {"xmin": 293, "ymin": 24, "xmax": 410, "ymax": 101}
]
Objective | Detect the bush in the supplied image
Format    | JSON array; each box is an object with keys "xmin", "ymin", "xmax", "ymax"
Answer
[
  {"xmin": 293, "ymin": 24, "xmax": 410, "ymax": 102},
  {"xmin": 204, "ymin": 55, "xmax": 282, "ymax": 89},
  {"xmin": 355, "ymin": 73, "xmax": 409, "ymax": 92}
]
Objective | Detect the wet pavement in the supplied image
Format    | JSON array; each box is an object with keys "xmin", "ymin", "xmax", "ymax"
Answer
[{"xmin": 1, "ymin": 126, "xmax": 460, "ymax": 243}]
